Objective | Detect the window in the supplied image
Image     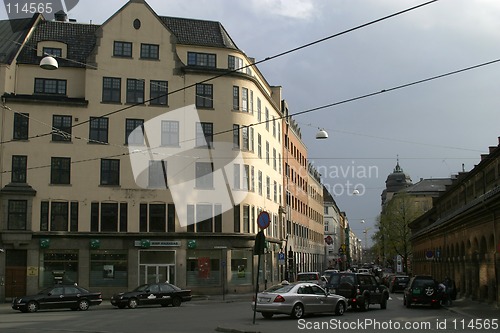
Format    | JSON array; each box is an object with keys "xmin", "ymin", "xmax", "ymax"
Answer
[
  {"xmin": 243, "ymin": 205, "xmax": 250, "ymax": 233},
  {"xmin": 257, "ymin": 134, "xmax": 262, "ymax": 159},
  {"xmin": 243, "ymin": 165, "xmax": 249, "ymax": 190},
  {"xmin": 266, "ymin": 176, "xmax": 271, "ymax": 199},
  {"xmin": 125, "ymin": 119, "xmax": 144, "ymax": 145},
  {"xmin": 265, "ymin": 107, "xmax": 269, "ymax": 130},
  {"xmin": 249, "ymin": 90, "xmax": 254, "ymax": 114},
  {"xmin": 52, "ymin": 115, "xmax": 72, "ymax": 141},
  {"xmin": 274, "ymin": 181, "xmax": 278, "ymax": 202},
  {"xmin": 149, "ymin": 160, "xmax": 167, "ymax": 188},
  {"xmin": 228, "ymin": 55, "xmax": 243, "ymax": 72},
  {"xmin": 233, "ymin": 86, "xmax": 239, "ymax": 110},
  {"xmin": 233, "ymin": 164, "xmax": 240, "ymax": 189},
  {"xmin": 126, "ymin": 79, "xmax": 145, "ymax": 104},
  {"xmin": 242, "ymin": 88, "xmax": 248, "ymax": 112},
  {"xmin": 273, "ymin": 148, "xmax": 277, "ymax": 170},
  {"xmin": 258, "ymin": 171, "xmax": 262, "ymax": 195},
  {"xmin": 234, "ymin": 204, "xmax": 240, "ymax": 233},
  {"xmin": 34, "ymin": 78, "xmax": 66, "ymax": 95},
  {"xmin": 51, "ymin": 157, "xmax": 71, "ymax": 184},
  {"xmin": 91, "ymin": 203, "xmax": 127, "ymax": 232},
  {"xmin": 149, "ymin": 204, "xmax": 166, "ymax": 232},
  {"xmin": 8, "ymin": 200, "xmax": 27, "ymax": 230},
  {"xmin": 101, "ymin": 203, "xmax": 119, "ymax": 232},
  {"xmin": 250, "ymin": 128, "xmax": 254, "ymax": 152},
  {"xmin": 188, "ymin": 52, "xmax": 216, "ymax": 67},
  {"xmin": 42, "ymin": 47, "xmax": 62, "ymax": 57},
  {"xmin": 140, "ymin": 43, "xmax": 159, "ymax": 59},
  {"xmin": 150, "ymin": 80, "xmax": 168, "ymax": 105},
  {"xmin": 196, "ymin": 122, "xmax": 213, "ymax": 148},
  {"xmin": 233, "ymin": 124, "xmax": 240, "ymax": 148},
  {"xmin": 113, "ymin": 41, "xmax": 132, "ymax": 57},
  {"xmin": 161, "ymin": 121, "xmax": 179, "ymax": 146},
  {"xmin": 196, "ymin": 84, "xmax": 213, "ymax": 108},
  {"xmin": 102, "ymin": 77, "xmax": 121, "ymax": 103},
  {"xmin": 13, "ymin": 113, "xmax": 29, "ymax": 140},
  {"xmin": 90, "ymin": 251, "xmax": 127, "ymax": 287},
  {"xmin": 50, "ymin": 202, "xmax": 69, "ymax": 231},
  {"xmin": 266, "ymin": 141, "xmax": 270, "ymax": 165},
  {"xmin": 100, "ymin": 159, "xmax": 120, "ymax": 185},
  {"xmin": 257, "ymin": 98, "xmax": 262, "ymax": 122},
  {"xmin": 273, "ymin": 117, "xmax": 276, "ymax": 137},
  {"xmin": 11, "ymin": 155, "xmax": 27, "ymax": 183},
  {"xmin": 195, "ymin": 162, "xmax": 213, "ymax": 188},
  {"xmin": 89, "ymin": 117, "xmax": 109, "ymax": 144},
  {"xmin": 242, "ymin": 127, "xmax": 249, "ymax": 150}
]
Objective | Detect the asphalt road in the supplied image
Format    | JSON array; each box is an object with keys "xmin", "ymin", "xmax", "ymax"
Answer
[{"xmin": 1, "ymin": 294, "xmax": 498, "ymax": 333}]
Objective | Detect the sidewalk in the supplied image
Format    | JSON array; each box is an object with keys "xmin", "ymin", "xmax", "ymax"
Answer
[{"xmin": 441, "ymin": 297, "xmax": 499, "ymax": 319}]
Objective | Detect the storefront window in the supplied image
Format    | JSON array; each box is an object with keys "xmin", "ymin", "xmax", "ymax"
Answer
[
  {"xmin": 230, "ymin": 249, "xmax": 252, "ymax": 285},
  {"xmin": 90, "ymin": 251, "xmax": 127, "ymax": 287},
  {"xmin": 39, "ymin": 250, "xmax": 78, "ymax": 287},
  {"xmin": 186, "ymin": 250, "xmax": 220, "ymax": 286}
]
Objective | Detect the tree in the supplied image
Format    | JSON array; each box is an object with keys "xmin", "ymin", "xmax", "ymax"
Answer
[{"xmin": 378, "ymin": 193, "xmax": 425, "ymax": 274}]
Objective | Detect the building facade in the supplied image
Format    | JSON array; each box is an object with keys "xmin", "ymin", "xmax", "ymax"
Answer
[
  {"xmin": 410, "ymin": 138, "xmax": 500, "ymax": 306},
  {"xmin": 0, "ymin": 0, "xmax": 293, "ymax": 300}
]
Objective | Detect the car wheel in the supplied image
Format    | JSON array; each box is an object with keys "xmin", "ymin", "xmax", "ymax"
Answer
[
  {"xmin": 335, "ymin": 301, "xmax": 346, "ymax": 316},
  {"xmin": 291, "ymin": 303, "xmax": 304, "ymax": 319},
  {"xmin": 128, "ymin": 298, "xmax": 138, "ymax": 309},
  {"xmin": 171, "ymin": 297, "xmax": 182, "ymax": 307},
  {"xmin": 27, "ymin": 301, "xmax": 39, "ymax": 313},
  {"xmin": 380, "ymin": 297, "xmax": 387, "ymax": 309},
  {"xmin": 261, "ymin": 312, "xmax": 274, "ymax": 319},
  {"xmin": 78, "ymin": 299, "xmax": 90, "ymax": 311}
]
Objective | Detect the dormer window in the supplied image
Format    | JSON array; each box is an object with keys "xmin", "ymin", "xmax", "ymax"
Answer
[{"xmin": 43, "ymin": 47, "xmax": 62, "ymax": 57}]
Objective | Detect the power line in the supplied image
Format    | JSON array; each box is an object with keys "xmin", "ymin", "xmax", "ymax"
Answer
[
  {"xmin": 2, "ymin": 55, "xmax": 499, "ymax": 175},
  {"xmin": 1, "ymin": 0, "xmax": 439, "ymax": 143}
]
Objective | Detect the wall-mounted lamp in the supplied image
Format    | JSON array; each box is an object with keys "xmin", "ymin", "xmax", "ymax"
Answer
[
  {"xmin": 40, "ymin": 56, "xmax": 58, "ymax": 70},
  {"xmin": 315, "ymin": 128, "xmax": 328, "ymax": 140}
]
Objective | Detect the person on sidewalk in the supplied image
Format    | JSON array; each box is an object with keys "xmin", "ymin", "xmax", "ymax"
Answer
[{"xmin": 443, "ymin": 277, "xmax": 453, "ymax": 306}]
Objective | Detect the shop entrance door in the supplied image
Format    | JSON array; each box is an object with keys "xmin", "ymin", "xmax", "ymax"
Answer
[
  {"xmin": 141, "ymin": 265, "xmax": 175, "ymax": 284},
  {"xmin": 5, "ymin": 250, "xmax": 27, "ymax": 298}
]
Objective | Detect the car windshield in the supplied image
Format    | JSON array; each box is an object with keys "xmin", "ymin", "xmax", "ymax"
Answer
[
  {"xmin": 413, "ymin": 279, "xmax": 436, "ymax": 288},
  {"xmin": 38, "ymin": 287, "xmax": 55, "ymax": 295},
  {"xmin": 327, "ymin": 274, "xmax": 340, "ymax": 285},
  {"xmin": 264, "ymin": 284, "xmax": 294, "ymax": 293}
]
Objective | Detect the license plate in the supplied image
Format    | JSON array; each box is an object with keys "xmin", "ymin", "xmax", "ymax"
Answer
[
  {"xmin": 258, "ymin": 297, "xmax": 271, "ymax": 303},
  {"xmin": 412, "ymin": 289, "xmax": 421, "ymax": 295}
]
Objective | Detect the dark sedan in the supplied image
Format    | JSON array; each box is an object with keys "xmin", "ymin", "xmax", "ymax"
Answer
[
  {"xmin": 111, "ymin": 282, "xmax": 192, "ymax": 309},
  {"xmin": 12, "ymin": 284, "xmax": 102, "ymax": 313}
]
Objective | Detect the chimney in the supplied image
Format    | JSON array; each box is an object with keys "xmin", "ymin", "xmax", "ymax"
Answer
[
  {"xmin": 54, "ymin": 10, "xmax": 67, "ymax": 22},
  {"xmin": 480, "ymin": 154, "xmax": 488, "ymax": 161}
]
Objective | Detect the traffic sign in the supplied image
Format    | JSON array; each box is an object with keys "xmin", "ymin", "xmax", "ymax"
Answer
[{"xmin": 257, "ymin": 211, "xmax": 270, "ymax": 229}]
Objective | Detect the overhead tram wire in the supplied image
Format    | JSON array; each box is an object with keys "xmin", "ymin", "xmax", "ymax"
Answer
[
  {"xmin": 2, "ymin": 55, "xmax": 499, "ymax": 176},
  {"xmin": 5, "ymin": 0, "xmax": 439, "ymax": 143}
]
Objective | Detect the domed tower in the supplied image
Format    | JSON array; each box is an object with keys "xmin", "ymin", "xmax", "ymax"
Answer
[{"xmin": 381, "ymin": 158, "xmax": 412, "ymax": 206}]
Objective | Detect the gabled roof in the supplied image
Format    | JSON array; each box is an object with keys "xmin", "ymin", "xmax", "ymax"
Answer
[
  {"xmin": 0, "ymin": 17, "xmax": 38, "ymax": 65},
  {"xmin": 16, "ymin": 20, "xmax": 99, "ymax": 68},
  {"xmin": 159, "ymin": 16, "xmax": 239, "ymax": 50}
]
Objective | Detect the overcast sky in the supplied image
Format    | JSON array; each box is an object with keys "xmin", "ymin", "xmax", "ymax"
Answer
[{"xmin": 3, "ymin": 0, "xmax": 499, "ymax": 245}]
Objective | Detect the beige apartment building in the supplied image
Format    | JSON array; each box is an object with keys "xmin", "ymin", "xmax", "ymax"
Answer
[{"xmin": 0, "ymin": 0, "xmax": 326, "ymax": 300}]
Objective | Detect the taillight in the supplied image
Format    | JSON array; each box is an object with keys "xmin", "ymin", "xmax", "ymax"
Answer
[{"xmin": 274, "ymin": 295, "xmax": 285, "ymax": 302}]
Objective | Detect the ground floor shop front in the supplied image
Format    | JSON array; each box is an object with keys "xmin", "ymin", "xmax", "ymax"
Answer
[{"xmin": 0, "ymin": 233, "xmax": 288, "ymax": 301}]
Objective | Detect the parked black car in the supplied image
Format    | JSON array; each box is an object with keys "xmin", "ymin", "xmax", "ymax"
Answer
[
  {"xmin": 111, "ymin": 282, "xmax": 192, "ymax": 309},
  {"xmin": 12, "ymin": 284, "xmax": 102, "ymax": 313},
  {"xmin": 329, "ymin": 272, "xmax": 389, "ymax": 311},
  {"xmin": 403, "ymin": 275, "xmax": 443, "ymax": 308},
  {"xmin": 389, "ymin": 275, "xmax": 410, "ymax": 293}
]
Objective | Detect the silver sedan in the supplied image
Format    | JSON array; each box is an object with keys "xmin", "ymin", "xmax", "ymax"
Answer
[{"xmin": 251, "ymin": 281, "xmax": 347, "ymax": 319}]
